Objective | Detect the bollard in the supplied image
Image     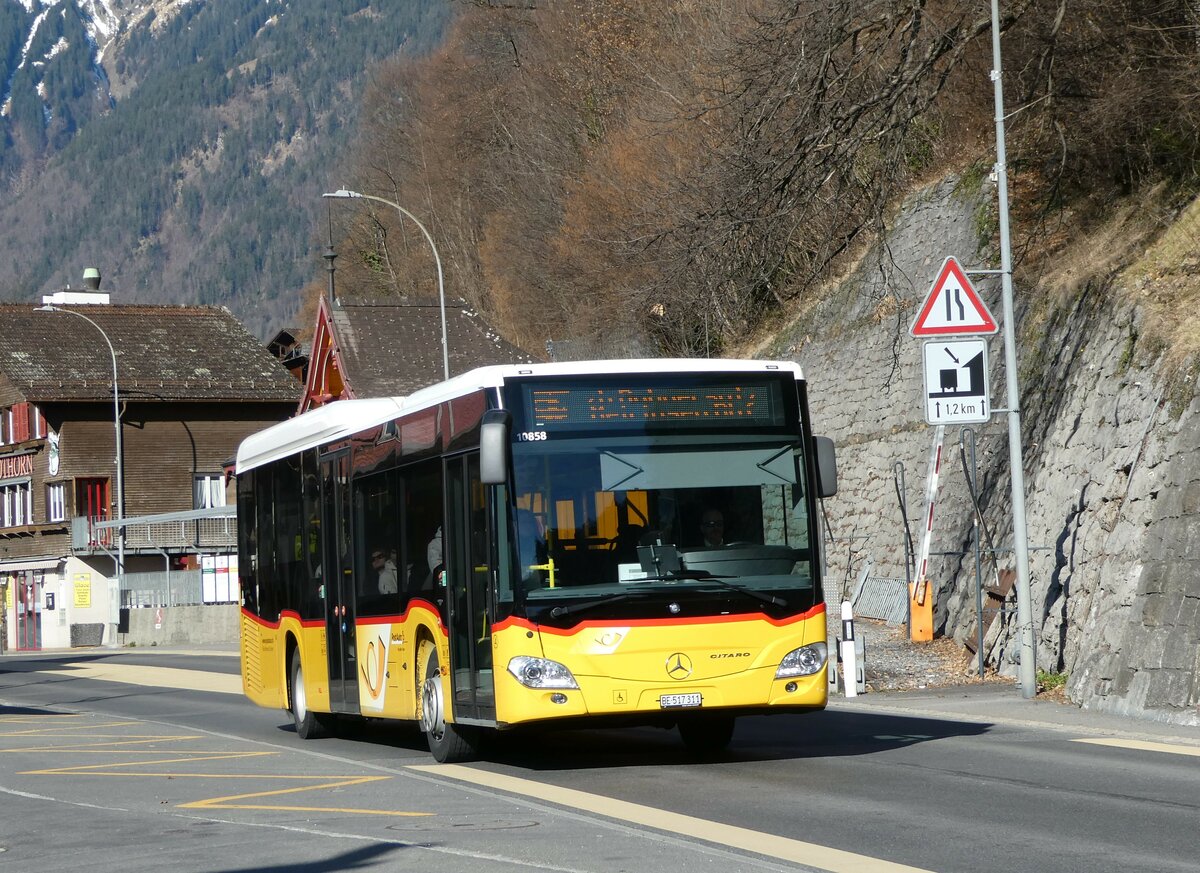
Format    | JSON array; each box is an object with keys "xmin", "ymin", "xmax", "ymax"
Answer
[
  {"xmin": 853, "ymin": 635, "xmax": 866, "ymax": 694},
  {"xmin": 827, "ymin": 625, "xmax": 840, "ymax": 695},
  {"xmin": 840, "ymin": 600, "xmax": 857, "ymax": 698}
]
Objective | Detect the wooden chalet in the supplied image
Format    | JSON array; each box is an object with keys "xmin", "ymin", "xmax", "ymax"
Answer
[
  {"xmin": 0, "ymin": 277, "xmax": 299, "ymax": 650},
  {"xmin": 300, "ymin": 292, "xmax": 537, "ymax": 412}
]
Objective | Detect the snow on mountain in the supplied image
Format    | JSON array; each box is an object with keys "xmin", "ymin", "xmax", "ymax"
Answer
[{"xmin": 1, "ymin": 1, "xmax": 199, "ymax": 119}]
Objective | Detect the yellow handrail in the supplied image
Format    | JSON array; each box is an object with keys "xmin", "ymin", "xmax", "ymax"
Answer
[{"xmin": 529, "ymin": 558, "xmax": 557, "ymax": 588}]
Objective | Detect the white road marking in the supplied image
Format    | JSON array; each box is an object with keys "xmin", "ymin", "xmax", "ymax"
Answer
[
  {"xmin": 0, "ymin": 783, "xmax": 129, "ymax": 811},
  {"xmin": 170, "ymin": 814, "xmax": 598, "ymax": 872}
]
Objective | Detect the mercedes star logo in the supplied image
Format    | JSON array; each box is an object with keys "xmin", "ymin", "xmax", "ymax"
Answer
[{"xmin": 666, "ymin": 652, "xmax": 693, "ymax": 679}]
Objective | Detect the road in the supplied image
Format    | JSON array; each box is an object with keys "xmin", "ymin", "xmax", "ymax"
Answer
[{"xmin": 1, "ymin": 649, "xmax": 1197, "ymax": 873}]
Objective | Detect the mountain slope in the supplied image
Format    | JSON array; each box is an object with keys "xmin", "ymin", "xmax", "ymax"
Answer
[{"xmin": 0, "ymin": 0, "xmax": 451, "ymax": 337}]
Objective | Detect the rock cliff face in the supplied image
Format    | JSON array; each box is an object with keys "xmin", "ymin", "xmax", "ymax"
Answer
[{"xmin": 763, "ymin": 175, "xmax": 1199, "ymax": 725}]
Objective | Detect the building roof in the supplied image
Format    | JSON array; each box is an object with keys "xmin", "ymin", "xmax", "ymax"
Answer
[
  {"xmin": 0, "ymin": 303, "xmax": 301, "ymax": 403},
  {"xmin": 328, "ymin": 296, "xmax": 537, "ymax": 397}
]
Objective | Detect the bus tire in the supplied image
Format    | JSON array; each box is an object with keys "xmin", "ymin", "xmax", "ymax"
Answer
[
  {"xmin": 677, "ymin": 714, "xmax": 735, "ymax": 755},
  {"xmin": 418, "ymin": 641, "xmax": 476, "ymax": 763},
  {"xmin": 290, "ymin": 650, "xmax": 327, "ymax": 740}
]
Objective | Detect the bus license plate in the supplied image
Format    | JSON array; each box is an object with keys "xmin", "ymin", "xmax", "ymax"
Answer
[{"xmin": 659, "ymin": 693, "xmax": 702, "ymax": 709}]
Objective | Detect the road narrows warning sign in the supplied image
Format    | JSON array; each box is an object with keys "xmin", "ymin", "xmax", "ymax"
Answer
[{"xmin": 910, "ymin": 257, "xmax": 998, "ymax": 337}]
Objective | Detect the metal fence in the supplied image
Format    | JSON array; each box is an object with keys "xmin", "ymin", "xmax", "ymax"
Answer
[
  {"xmin": 120, "ymin": 569, "xmax": 234, "ymax": 608},
  {"xmin": 73, "ymin": 507, "xmax": 237, "ymax": 553},
  {"xmin": 850, "ymin": 562, "xmax": 908, "ymax": 625}
]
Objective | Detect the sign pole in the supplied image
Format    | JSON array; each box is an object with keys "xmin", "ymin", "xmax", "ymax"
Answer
[{"xmin": 990, "ymin": 0, "xmax": 1037, "ymax": 698}]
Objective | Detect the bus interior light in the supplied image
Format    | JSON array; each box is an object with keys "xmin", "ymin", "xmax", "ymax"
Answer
[
  {"xmin": 775, "ymin": 642, "xmax": 827, "ymax": 678},
  {"xmin": 508, "ymin": 656, "xmax": 580, "ymax": 689}
]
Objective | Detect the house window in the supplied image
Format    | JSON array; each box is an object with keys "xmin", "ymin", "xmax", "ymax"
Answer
[
  {"xmin": 9, "ymin": 403, "xmax": 30, "ymax": 443},
  {"xmin": 46, "ymin": 482, "xmax": 66, "ymax": 522},
  {"xmin": 76, "ymin": 478, "xmax": 110, "ymax": 520},
  {"xmin": 194, "ymin": 474, "xmax": 227, "ymax": 509},
  {"xmin": 1, "ymin": 480, "xmax": 32, "ymax": 527},
  {"xmin": 76, "ymin": 477, "xmax": 111, "ymax": 548},
  {"xmin": 0, "ymin": 404, "xmax": 40, "ymax": 445}
]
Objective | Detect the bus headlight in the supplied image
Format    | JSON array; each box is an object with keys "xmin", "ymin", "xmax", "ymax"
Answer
[
  {"xmin": 507, "ymin": 656, "xmax": 580, "ymax": 689},
  {"xmin": 775, "ymin": 642, "xmax": 827, "ymax": 678}
]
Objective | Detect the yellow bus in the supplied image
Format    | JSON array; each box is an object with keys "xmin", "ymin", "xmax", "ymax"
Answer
[{"xmin": 235, "ymin": 359, "xmax": 837, "ymax": 762}]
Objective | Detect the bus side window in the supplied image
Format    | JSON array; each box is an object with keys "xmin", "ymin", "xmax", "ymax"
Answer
[{"xmin": 402, "ymin": 459, "xmax": 444, "ymax": 600}]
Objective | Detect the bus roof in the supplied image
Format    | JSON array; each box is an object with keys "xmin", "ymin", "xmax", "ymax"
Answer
[{"xmin": 235, "ymin": 358, "xmax": 803, "ymax": 474}]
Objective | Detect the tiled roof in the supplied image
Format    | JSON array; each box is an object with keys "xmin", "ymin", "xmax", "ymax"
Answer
[
  {"xmin": 0, "ymin": 304, "xmax": 301, "ymax": 403},
  {"xmin": 330, "ymin": 296, "xmax": 538, "ymax": 397}
]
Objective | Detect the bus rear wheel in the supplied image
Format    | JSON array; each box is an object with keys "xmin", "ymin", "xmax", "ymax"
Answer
[
  {"xmin": 290, "ymin": 651, "xmax": 328, "ymax": 740},
  {"xmin": 677, "ymin": 714, "xmax": 736, "ymax": 755},
  {"xmin": 418, "ymin": 641, "xmax": 477, "ymax": 763}
]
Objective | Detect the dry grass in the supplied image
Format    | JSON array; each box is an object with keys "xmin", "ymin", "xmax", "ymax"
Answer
[{"xmin": 1122, "ymin": 193, "xmax": 1200, "ymax": 371}]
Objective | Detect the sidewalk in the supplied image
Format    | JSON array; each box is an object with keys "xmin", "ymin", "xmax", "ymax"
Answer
[
  {"xmin": 2, "ymin": 642, "xmax": 240, "ymax": 658},
  {"xmin": 829, "ymin": 681, "xmax": 1200, "ymax": 746}
]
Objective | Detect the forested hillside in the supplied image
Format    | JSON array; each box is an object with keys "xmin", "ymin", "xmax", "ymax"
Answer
[
  {"xmin": 0, "ymin": 0, "xmax": 450, "ymax": 337},
  {"xmin": 326, "ymin": 0, "xmax": 1200, "ymax": 366},
  {"xmin": 4, "ymin": 0, "xmax": 1198, "ymax": 354}
]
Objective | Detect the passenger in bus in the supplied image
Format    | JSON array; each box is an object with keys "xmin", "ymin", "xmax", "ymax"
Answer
[
  {"xmin": 699, "ymin": 509, "xmax": 726, "ymax": 548},
  {"xmin": 425, "ymin": 526, "xmax": 444, "ymax": 587},
  {"xmin": 372, "ymin": 548, "xmax": 398, "ymax": 595}
]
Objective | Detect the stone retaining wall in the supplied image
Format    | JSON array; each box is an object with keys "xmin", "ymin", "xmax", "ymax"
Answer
[
  {"xmin": 120, "ymin": 604, "xmax": 239, "ymax": 648},
  {"xmin": 763, "ymin": 175, "xmax": 1199, "ymax": 724}
]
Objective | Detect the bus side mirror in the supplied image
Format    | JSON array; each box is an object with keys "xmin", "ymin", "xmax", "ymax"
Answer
[
  {"xmin": 480, "ymin": 409, "xmax": 511, "ymax": 485},
  {"xmin": 813, "ymin": 435, "xmax": 837, "ymax": 498}
]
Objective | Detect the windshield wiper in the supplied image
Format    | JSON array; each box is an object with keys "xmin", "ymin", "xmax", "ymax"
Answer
[
  {"xmin": 690, "ymin": 575, "xmax": 788, "ymax": 608},
  {"xmin": 545, "ymin": 587, "xmax": 656, "ymax": 619},
  {"xmin": 542, "ymin": 575, "xmax": 786, "ymax": 620}
]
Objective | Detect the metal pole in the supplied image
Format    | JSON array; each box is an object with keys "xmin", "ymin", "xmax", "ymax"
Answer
[
  {"xmin": 961, "ymin": 428, "xmax": 985, "ymax": 678},
  {"xmin": 893, "ymin": 461, "xmax": 913, "ymax": 634},
  {"xmin": 36, "ymin": 305, "xmax": 124, "ymax": 648},
  {"xmin": 989, "ymin": 1, "xmax": 1037, "ymax": 697},
  {"xmin": 323, "ymin": 189, "xmax": 450, "ymax": 381}
]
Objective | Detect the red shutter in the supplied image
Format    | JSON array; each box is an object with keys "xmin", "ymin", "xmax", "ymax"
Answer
[{"xmin": 11, "ymin": 403, "xmax": 30, "ymax": 443}]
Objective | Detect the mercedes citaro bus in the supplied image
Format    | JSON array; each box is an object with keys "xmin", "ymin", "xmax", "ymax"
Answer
[{"xmin": 235, "ymin": 359, "xmax": 837, "ymax": 761}]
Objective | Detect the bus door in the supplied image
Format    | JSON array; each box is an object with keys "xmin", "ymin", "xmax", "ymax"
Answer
[
  {"xmin": 445, "ymin": 453, "xmax": 496, "ymax": 724},
  {"xmin": 320, "ymin": 449, "xmax": 359, "ymax": 713}
]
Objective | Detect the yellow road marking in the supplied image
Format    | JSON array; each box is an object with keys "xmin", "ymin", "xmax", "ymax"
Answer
[
  {"xmin": 1074, "ymin": 737, "xmax": 1200, "ymax": 757},
  {"xmin": 23, "ymin": 751, "xmax": 277, "ymax": 774},
  {"xmin": 43, "ymin": 663, "xmax": 242, "ymax": 694},
  {"xmin": 0, "ymin": 727, "xmax": 150, "ymax": 739},
  {"xmin": 0, "ymin": 714, "xmax": 84, "ymax": 723},
  {"xmin": 4, "ymin": 714, "xmax": 431, "ymax": 818},
  {"xmin": 180, "ymin": 775, "xmax": 432, "ymax": 816},
  {"xmin": 413, "ymin": 765, "xmax": 935, "ymax": 873}
]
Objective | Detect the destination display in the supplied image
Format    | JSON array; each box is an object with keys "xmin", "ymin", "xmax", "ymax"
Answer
[{"xmin": 518, "ymin": 379, "xmax": 786, "ymax": 430}]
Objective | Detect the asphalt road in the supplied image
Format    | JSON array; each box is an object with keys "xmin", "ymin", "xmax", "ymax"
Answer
[{"xmin": 1, "ymin": 649, "xmax": 1198, "ymax": 873}]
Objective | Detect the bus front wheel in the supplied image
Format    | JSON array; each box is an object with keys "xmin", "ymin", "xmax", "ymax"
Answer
[
  {"xmin": 290, "ymin": 651, "xmax": 327, "ymax": 740},
  {"xmin": 677, "ymin": 714, "xmax": 735, "ymax": 755},
  {"xmin": 418, "ymin": 641, "xmax": 477, "ymax": 763}
]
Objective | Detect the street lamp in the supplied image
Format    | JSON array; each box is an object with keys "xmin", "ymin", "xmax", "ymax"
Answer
[
  {"xmin": 36, "ymin": 304, "xmax": 124, "ymax": 647},
  {"xmin": 323, "ymin": 189, "xmax": 450, "ymax": 381}
]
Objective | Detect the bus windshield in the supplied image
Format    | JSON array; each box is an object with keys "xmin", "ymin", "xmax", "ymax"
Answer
[{"xmin": 506, "ymin": 434, "xmax": 815, "ymax": 618}]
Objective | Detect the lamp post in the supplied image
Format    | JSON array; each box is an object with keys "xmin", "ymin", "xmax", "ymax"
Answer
[
  {"xmin": 323, "ymin": 189, "xmax": 450, "ymax": 381},
  {"xmin": 36, "ymin": 304, "xmax": 124, "ymax": 647}
]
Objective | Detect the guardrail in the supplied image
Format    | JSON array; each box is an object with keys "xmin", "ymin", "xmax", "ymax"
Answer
[
  {"xmin": 71, "ymin": 506, "xmax": 237, "ymax": 553},
  {"xmin": 119, "ymin": 568, "xmax": 238, "ymax": 607}
]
